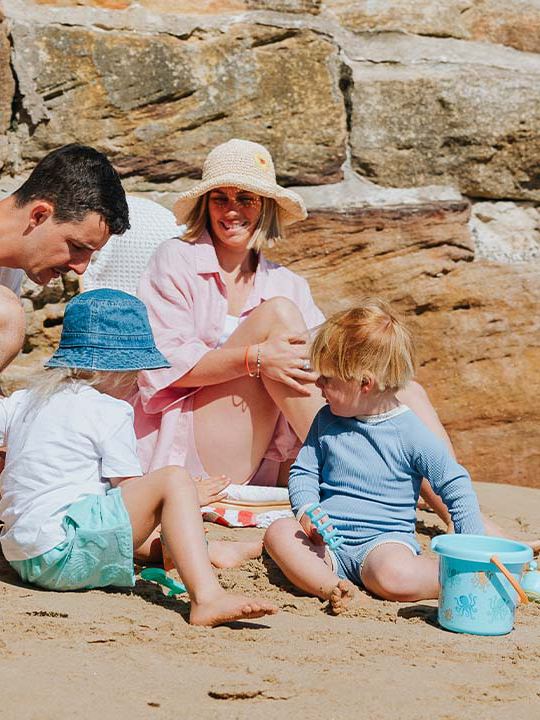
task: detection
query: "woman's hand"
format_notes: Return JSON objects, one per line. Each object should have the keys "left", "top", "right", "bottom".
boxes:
{"left": 258, "top": 334, "right": 319, "bottom": 395}
{"left": 193, "top": 474, "right": 231, "bottom": 506}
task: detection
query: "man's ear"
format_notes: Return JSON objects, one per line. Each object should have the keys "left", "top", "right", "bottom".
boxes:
{"left": 28, "top": 201, "right": 54, "bottom": 228}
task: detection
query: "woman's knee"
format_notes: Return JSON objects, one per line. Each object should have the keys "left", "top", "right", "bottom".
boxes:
{"left": 257, "top": 297, "right": 304, "bottom": 328}
{"left": 0, "top": 288, "right": 25, "bottom": 367}
{"left": 399, "top": 380, "right": 429, "bottom": 407}
{"left": 155, "top": 465, "right": 194, "bottom": 493}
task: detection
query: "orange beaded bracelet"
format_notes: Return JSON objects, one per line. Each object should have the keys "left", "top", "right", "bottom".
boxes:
{"left": 244, "top": 345, "right": 257, "bottom": 378}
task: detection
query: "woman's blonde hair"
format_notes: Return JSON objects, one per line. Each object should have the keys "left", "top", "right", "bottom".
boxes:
{"left": 310, "top": 299, "right": 416, "bottom": 391}
{"left": 28, "top": 367, "right": 139, "bottom": 405}
{"left": 182, "top": 193, "right": 284, "bottom": 251}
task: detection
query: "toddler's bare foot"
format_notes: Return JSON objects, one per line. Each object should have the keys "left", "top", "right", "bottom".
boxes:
{"left": 189, "top": 592, "right": 277, "bottom": 627}
{"left": 329, "top": 580, "right": 358, "bottom": 615}
{"left": 194, "top": 475, "right": 230, "bottom": 507}
{"left": 208, "top": 539, "right": 263, "bottom": 569}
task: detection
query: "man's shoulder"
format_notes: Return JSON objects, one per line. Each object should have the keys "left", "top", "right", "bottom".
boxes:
{"left": 0, "top": 268, "right": 24, "bottom": 296}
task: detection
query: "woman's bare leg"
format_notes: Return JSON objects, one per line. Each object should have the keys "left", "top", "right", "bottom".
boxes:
{"left": 0, "top": 287, "right": 25, "bottom": 372}
{"left": 120, "top": 466, "right": 277, "bottom": 626}
{"left": 193, "top": 298, "right": 323, "bottom": 483}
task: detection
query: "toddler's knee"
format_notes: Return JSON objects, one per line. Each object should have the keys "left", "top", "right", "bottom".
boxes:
{"left": 263, "top": 517, "right": 296, "bottom": 551}
{"left": 371, "top": 561, "right": 419, "bottom": 601}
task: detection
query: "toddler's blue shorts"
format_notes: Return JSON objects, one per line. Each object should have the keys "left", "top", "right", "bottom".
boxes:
{"left": 328, "top": 532, "right": 421, "bottom": 586}
{"left": 10, "top": 488, "right": 135, "bottom": 591}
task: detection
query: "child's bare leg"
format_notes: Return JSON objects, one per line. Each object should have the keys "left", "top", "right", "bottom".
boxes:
{"left": 264, "top": 518, "right": 357, "bottom": 613}
{"left": 361, "top": 543, "right": 439, "bottom": 602}
{"left": 207, "top": 538, "right": 263, "bottom": 568}
{"left": 120, "top": 466, "right": 277, "bottom": 626}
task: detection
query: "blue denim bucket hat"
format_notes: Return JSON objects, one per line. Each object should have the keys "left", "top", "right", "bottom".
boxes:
{"left": 45, "top": 289, "right": 170, "bottom": 371}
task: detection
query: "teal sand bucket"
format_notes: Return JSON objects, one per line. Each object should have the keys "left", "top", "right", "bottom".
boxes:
{"left": 431, "top": 535, "right": 532, "bottom": 636}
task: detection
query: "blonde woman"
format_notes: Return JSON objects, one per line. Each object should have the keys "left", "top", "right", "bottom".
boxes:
{"left": 135, "top": 141, "right": 461, "bottom": 523}
{"left": 136, "top": 139, "right": 325, "bottom": 488}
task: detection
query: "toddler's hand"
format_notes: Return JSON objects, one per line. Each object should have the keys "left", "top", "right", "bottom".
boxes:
{"left": 193, "top": 475, "right": 230, "bottom": 506}
{"left": 299, "top": 512, "right": 328, "bottom": 546}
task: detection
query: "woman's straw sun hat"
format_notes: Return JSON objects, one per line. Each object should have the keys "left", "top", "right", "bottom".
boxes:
{"left": 173, "top": 139, "right": 307, "bottom": 226}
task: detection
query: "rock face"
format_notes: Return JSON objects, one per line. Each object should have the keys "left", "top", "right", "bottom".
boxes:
{"left": 347, "top": 40, "right": 540, "bottom": 200}
{"left": 0, "top": 19, "right": 15, "bottom": 171}
{"left": 324, "top": 0, "right": 540, "bottom": 53}
{"left": 267, "top": 200, "right": 540, "bottom": 487}
{"left": 0, "top": 1, "right": 539, "bottom": 487}
{"left": 9, "top": 21, "right": 346, "bottom": 187}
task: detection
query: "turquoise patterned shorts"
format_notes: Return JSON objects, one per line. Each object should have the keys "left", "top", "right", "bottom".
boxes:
{"left": 10, "top": 488, "right": 135, "bottom": 591}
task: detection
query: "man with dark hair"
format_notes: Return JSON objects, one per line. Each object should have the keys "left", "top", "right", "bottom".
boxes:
{"left": 0, "top": 144, "right": 129, "bottom": 371}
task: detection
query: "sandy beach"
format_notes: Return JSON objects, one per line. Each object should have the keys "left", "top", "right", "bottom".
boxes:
{"left": 1, "top": 481, "right": 539, "bottom": 720}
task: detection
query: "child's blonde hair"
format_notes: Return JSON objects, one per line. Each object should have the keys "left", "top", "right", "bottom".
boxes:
{"left": 29, "top": 367, "right": 139, "bottom": 405}
{"left": 182, "top": 194, "right": 284, "bottom": 251}
{"left": 310, "top": 298, "right": 416, "bottom": 391}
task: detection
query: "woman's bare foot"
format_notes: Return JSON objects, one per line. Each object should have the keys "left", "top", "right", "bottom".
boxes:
{"left": 328, "top": 580, "right": 358, "bottom": 615}
{"left": 208, "top": 539, "right": 263, "bottom": 568}
{"left": 189, "top": 592, "right": 278, "bottom": 627}
{"left": 194, "top": 475, "right": 230, "bottom": 506}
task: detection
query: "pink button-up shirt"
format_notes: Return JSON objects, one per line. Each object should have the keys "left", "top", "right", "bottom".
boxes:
{"left": 135, "top": 232, "right": 325, "bottom": 483}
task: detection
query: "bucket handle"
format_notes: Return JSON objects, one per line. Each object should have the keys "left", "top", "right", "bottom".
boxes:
{"left": 490, "top": 555, "right": 529, "bottom": 605}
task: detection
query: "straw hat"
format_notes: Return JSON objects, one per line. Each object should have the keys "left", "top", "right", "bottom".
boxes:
{"left": 173, "top": 139, "right": 307, "bottom": 226}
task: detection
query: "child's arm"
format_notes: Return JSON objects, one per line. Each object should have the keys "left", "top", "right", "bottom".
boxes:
{"left": 410, "top": 426, "right": 484, "bottom": 534}
{"left": 288, "top": 412, "right": 326, "bottom": 539}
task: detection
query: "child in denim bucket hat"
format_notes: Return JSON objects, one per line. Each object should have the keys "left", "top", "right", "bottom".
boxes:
{"left": 0, "top": 289, "right": 276, "bottom": 626}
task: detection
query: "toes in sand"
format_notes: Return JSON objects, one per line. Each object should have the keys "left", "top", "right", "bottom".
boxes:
{"left": 329, "top": 580, "right": 358, "bottom": 615}
{"left": 189, "top": 593, "right": 277, "bottom": 627}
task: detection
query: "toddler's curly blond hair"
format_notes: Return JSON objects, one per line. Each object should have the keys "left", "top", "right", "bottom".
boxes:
{"left": 310, "top": 298, "right": 416, "bottom": 391}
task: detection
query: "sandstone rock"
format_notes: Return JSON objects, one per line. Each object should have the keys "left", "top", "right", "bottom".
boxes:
{"left": 323, "top": 0, "right": 471, "bottom": 39}
{"left": 462, "top": 0, "right": 540, "bottom": 54}
{"left": 10, "top": 22, "right": 346, "bottom": 188}
{"left": 246, "top": 0, "right": 321, "bottom": 12}
{"left": 405, "top": 261, "right": 540, "bottom": 488}
{"left": 323, "top": 1, "right": 540, "bottom": 53}
{"left": 29, "top": 0, "right": 320, "bottom": 13}
{"left": 266, "top": 202, "right": 540, "bottom": 486}
{"left": 269, "top": 199, "right": 475, "bottom": 314}
{"left": 0, "top": 20, "right": 15, "bottom": 165}
{"left": 30, "top": 0, "right": 247, "bottom": 11}
{"left": 347, "top": 44, "right": 540, "bottom": 201}
{"left": 470, "top": 201, "right": 540, "bottom": 264}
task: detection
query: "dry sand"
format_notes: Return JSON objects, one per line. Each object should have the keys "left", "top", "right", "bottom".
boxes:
{"left": 1, "top": 481, "right": 539, "bottom": 720}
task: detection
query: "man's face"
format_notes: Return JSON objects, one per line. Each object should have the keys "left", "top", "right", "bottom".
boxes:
{"left": 25, "top": 209, "right": 110, "bottom": 285}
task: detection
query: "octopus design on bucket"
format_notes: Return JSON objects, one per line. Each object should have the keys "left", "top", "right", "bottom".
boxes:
{"left": 454, "top": 594, "right": 478, "bottom": 619}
